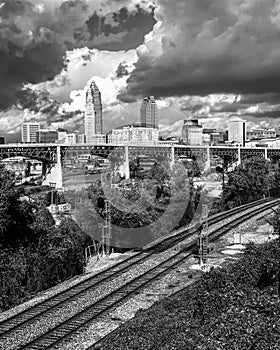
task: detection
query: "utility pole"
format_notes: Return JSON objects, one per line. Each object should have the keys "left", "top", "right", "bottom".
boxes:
{"left": 198, "top": 204, "right": 209, "bottom": 266}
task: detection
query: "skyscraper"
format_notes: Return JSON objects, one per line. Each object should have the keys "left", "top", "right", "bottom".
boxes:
{"left": 228, "top": 117, "right": 246, "bottom": 146}
{"left": 140, "top": 96, "right": 158, "bottom": 128}
{"left": 84, "top": 81, "right": 103, "bottom": 143}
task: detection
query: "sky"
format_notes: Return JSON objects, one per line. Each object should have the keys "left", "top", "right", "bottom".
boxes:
{"left": 1, "top": 0, "right": 280, "bottom": 142}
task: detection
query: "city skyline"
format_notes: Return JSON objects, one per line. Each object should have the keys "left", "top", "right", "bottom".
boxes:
{"left": 1, "top": 1, "right": 280, "bottom": 142}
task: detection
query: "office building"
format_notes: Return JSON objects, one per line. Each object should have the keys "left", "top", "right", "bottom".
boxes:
{"left": 56, "top": 128, "right": 68, "bottom": 143}
{"left": 108, "top": 125, "right": 159, "bottom": 145}
{"left": 140, "top": 96, "right": 158, "bottom": 128}
{"left": 21, "top": 123, "right": 40, "bottom": 143}
{"left": 228, "top": 117, "right": 246, "bottom": 146}
{"left": 66, "top": 133, "right": 77, "bottom": 144}
{"left": 182, "top": 119, "right": 203, "bottom": 145}
{"left": 202, "top": 129, "right": 228, "bottom": 144}
{"left": 84, "top": 81, "right": 103, "bottom": 143}
{"left": 77, "top": 134, "right": 86, "bottom": 144}
{"left": 36, "top": 130, "right": 58, "bottom": 143}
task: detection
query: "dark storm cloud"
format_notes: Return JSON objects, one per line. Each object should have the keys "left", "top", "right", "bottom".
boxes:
{"left": 0, "top": 0, "right": 66, "bottom": 109}
{"left": 243, "top": 110, "right": 280, "bottom": 120}
{"left": 114, "top": 61, "right": 130, "bottom": 78}
{"left": 119, "top": 0, "right": 280, "bottom": 102}
{"left": 16, "top": 86, "right": 83, "bottom": 128}
{"left": 207, "top": 93, "right": 280, "bottom": 114}
{"left": 16, "top": 88, "right": 59, "bottom": 116}
{"left": 85, "top": 5, "right": 156, "bottom": 51}
{"left": 0, "top": 0, "right": 155, "bottom": 110}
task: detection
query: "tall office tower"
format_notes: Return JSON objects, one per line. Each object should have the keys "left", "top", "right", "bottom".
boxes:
{"left": 21, "top": 123, "right": 40, "bottom": 143}
{"left": 84, "top": 81, "right": 103, "bottom": 143}
{"left": 140, "top": 96, "right": 158, "bottom": 128}
{"left": 228, "top": 117, "right": 246, "bottom": 146}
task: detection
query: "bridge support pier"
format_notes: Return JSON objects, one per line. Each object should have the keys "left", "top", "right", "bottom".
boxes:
{"left": 42, "top": 161, "right": 48, "bottom": 177}
{"left": 123, "top": 146, "right": 130, "bottom": 180}
{"left": 42, "top": 146, "right": 63, "bottom": 189}
{"left": 170, "top": 145, "right": 175, "bottom": 169}
{"left": 203, "top": 146, "right": 211, "bottom": 172}
{"left": 237, "top": 147, "right": 241, "bottom": 166}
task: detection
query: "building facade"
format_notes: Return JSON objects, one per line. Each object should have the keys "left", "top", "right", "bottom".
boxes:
{"left": 228, "top": 117, "right": 246, "bottom": 146}
{"left": 56, "top": 128, "right": 68, "bottom": 143}
{"left": 247, "top": 128, "right": 276, "bottom": 140}
{"left": 108, "top": 126, "right": 159, "bottom": 145}
{"left": 36, "top": 130, "right": 58, "bottom": 143}
{"left": 21, "top": 123, "right": 40, "bottom": 143}
{"left": 182, "top": 119, "right": 203, "bottom": 145}
{"left": 76, "top": 134, "right": 86, "bottom": 144}
{"left": 140, "top": 96, "right": 158, "bottom": 128}
{"left": 65, "top": 133, "right": 77, "bottom": 144}
{"left": 84, "top": 81, "right": 103, "bottom": 143}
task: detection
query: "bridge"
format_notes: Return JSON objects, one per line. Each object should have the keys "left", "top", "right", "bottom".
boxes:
{"left": 1, "top": 143, "right": 280, "bottom": 188}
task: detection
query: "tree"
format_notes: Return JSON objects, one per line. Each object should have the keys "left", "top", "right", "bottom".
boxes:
{"left": 221, "top": 157, "right": 270, "bottom": 209}
{"left": 0, "top": 164, "right": 92, "bottom": 311}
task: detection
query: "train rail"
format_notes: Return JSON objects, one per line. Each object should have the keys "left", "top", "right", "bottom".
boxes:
{"left": 0, "top": 198, "right": 278, "bottom": 350}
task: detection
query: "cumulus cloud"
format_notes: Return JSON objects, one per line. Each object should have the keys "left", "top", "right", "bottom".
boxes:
{"left": 0, "top": 0, "right": 155, "bottom": 110}
{"left": 119, "top": 0, "right": 280, "bottom": 101}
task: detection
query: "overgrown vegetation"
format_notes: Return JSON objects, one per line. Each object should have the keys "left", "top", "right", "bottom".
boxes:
{"left": 66, "top": 162, "right": 204, "bottom": 250}
{"left": 98, "top": 239, "right": 280, "bottom": 350}
{"left": 0, "top": 164, "right": 91, "bottom": 311}
{"left": 221, "top": 157, "right": 280, "bottom": 210}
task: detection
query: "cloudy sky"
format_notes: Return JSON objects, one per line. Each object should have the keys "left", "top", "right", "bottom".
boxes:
{"left": 1, "top": 0, "right": 280, "bottom": 141}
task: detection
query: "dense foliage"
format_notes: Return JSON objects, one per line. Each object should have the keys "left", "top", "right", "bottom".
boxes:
{"left": 66, "top": 162, "right": 204, "bottom": 250}
{"left": 221, "top": 157, "right": 280, "bottom": 210}
{"left": 0, "top": 164, "right": 91, "bottom": 311}
{"left": 98, "top": 240, "right": 280, "bottom": 350}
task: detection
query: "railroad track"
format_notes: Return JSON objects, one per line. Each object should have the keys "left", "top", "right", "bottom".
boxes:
{"left": 0, "top": 198, "right": 277, "bottom": 350}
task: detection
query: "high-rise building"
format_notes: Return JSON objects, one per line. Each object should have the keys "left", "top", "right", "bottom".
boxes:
{"left": 84, "top": 81, "right": 103, "bottom": 143}
{"left": 182, "top": 119, "right": 203, "bottom": 145}
{"left": 21, "top": 123, "right": 40, "bottom": 143}
{"left": 228, "top": 117, "right": 246, "bottom": 146}
{"left": 140, "top": 96, "right": 158, "bottom": 128}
